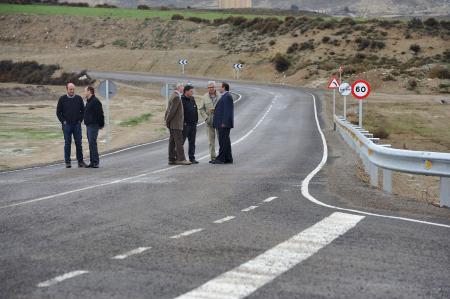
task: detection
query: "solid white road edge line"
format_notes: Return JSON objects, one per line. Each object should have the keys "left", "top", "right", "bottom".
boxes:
{"left": 262, "top": 196, "right": 278, "bottom": 203}
{"left": 213, "top": 216, "right": 236, "bottom": 224}
{"left": 111, "top": 247, "right": 151, "bottom": 260}
{"left": 302, "top": 92, "right": 450, "bottom": 229}
{"left": 241, "top": 206, "right": 258, "bottom": 212}
{"left": 173, "top": 212, "right": 364, "bottom": 299}
{"left": 37, "top": 270, "right": 89, "bottom": 288}
{"left": 170, "top": 228, "right": 204, "bottom": 239}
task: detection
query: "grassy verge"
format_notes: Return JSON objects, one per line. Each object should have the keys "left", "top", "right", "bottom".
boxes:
{"left": 119, "top": 113, "right": 152, "bottom": 127}
{"left": 0, "top": 127, "right": 61, "bottom": 140}
{"left": 0, "top": 4, "right": 263, "bottom": 20}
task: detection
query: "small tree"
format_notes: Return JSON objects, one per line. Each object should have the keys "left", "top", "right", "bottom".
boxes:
{"left": 409, "top": 44, "right": 421, "bottom": 55}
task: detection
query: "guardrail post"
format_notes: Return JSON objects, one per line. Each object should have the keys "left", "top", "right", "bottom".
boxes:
{"left": 369, "top": 162, "right": 378, "bottom": 188}
{"left": 382, "top": 169, "right": 392, "bottom": 193}
{"left": 440, "top": 177, "right": 450, "bottom": 207}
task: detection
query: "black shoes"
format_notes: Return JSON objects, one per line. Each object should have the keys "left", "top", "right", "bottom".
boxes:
{"left": 88, "top": 164, "right": 99, "bottom": 168}
{"left": 78, "top": 161, "right": 88, "bottom": 168}
{"left": 211, "top": 159, "right": 233, "bottom": 164}
{"left": 190, "top": 160, "right": 199, "bottom": 164}
{"left": 65, "top": 162, "right": 71, "bottom": 168}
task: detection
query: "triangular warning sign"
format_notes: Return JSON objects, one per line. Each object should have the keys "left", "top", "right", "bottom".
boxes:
{"left": 327, "top": 76, "right": 340, "bottom": 89}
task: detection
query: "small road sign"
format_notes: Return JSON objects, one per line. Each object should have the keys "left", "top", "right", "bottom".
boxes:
{"left": 339, "top": 83, "right": 351, "bottom": 96}
{"left": 327, "top": 76, "right": 340, "bottom": 89}
{"left": 351, "top": 80, "right": 371, "bottom": 100}
{"left": 98, "top": 80, "right": 117, "bottom": 99}
{"left": 233, "top": 63, "right": 244, "bottom": 70}
{"left": 338, "top": 65, "right": 344, "bottom": 73}
{"left": 178, "top": 59, "right": 188, "bottom": 65}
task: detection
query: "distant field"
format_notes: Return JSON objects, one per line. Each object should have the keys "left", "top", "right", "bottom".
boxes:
{"left": 0, "top": 4, "right": 265, "bottom": 20}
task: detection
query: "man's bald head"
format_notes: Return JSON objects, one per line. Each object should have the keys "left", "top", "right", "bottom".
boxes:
{"left": 66, "top": 83, "right": 75, "bottom": 97}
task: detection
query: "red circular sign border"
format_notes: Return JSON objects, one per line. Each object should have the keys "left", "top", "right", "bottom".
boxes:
{"left": 351, "top": 79, "right": 371, "bottom": 100}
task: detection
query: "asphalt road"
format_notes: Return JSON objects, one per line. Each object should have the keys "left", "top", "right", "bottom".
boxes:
{"left": 0, "top": 72, "right": 449, "bottom": 299}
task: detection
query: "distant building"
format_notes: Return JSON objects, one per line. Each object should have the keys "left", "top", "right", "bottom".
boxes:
{"left": 218, "top": 0, "right": 252, "bottom": 9}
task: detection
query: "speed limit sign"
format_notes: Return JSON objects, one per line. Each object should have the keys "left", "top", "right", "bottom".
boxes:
{"left": 351, "top": 80, "right": 371, "bottom": 100}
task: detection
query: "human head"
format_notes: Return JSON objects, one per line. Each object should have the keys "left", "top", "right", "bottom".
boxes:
{"left": 85, "top": 86, "right": 94, "bottom": 99}
{"left": 220, "top": 82, "right": 230, "bottom": 93}
{"left": 207, "top": 81, "right": 216, "bottom": 95}
{"left": 66, "top": 83, "right": 75, "bottom": 97}
{"left": 184, "top": 85, "right": 194, "bottom": 97}
{"left": 176, "top": 82, "right": 184, "bottom": 93}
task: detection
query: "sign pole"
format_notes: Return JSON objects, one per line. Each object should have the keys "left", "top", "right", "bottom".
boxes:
{"left": 182, "top": 64, "right": 185, "bottom": 75}
{"left": 105, "top": 80, "right": 111, "bottom": 150}
{"left": 237, "top": 69, "right": 240, "bottom": 80}
{"left": 359, "top": 100, "right": 363, "bottom": 127}
{"left": 344, "top": 95, "right": 347, "bottom": 119}
{"left": 333, "top": 88, "right": 336, "bottom": 131}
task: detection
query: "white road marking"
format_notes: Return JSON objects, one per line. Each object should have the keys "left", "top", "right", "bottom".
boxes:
{"left": 170, "top": 228, "right": 204, "bottom": 239}
{"left": 213, "top": 216, "right": 236, "bottom": 224}
{"left": 37, "top": 270, "right": 89, "bottom": 288}
{"left": 241, "top": 206, "right": 258, "bottom": 212}
{"left": 174, "top": 212, "right": 364, "bottom": 299}
{"left": 302, "top": 92, "right": 450, "bottom": 229}
{"left": 111, "top": 247, "right": 151, "bottom": 260}
{"left": 262, "top": 196, "right": 278, "bottom": 203}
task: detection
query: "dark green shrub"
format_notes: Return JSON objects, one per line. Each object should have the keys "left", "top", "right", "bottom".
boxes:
{"left": 272, "top": 53, "right": 290, "bottom": 72}
{"left": 137, "top": 4, "right": 150, "bottom": 10}
{"left": 373, "top": 128, "right": 390, "bottom": 139}
{"left": 407, "top": 79, "right": 417, "bottom": 90}
{"left": 408, "top": 18, "right": 423, "bottom": 29}
{"left": 171, "top": 14, "right": 184, "bottom": 20}
{"left": 269, "top": 40, "right": 276, "bottom": 46}
{"left": 429, "top": 66, "right": 450, "bottom": 79}
{"left": 322, "top": 36, "right": 330, "bottom": 43}
{"left": 424, "top": 18, "right": 440, "bottom": 29}
{"left": 286, "top": 43, "right": 299, "bottom": 54}
{"left": 409, "top": 44, "right": 421, "bottom": 54}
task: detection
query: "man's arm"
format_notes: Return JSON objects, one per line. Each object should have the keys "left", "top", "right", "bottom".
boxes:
{"left": 165, "top": 96, "right": 180, "bottom": 126}
{"left": 97, "top": 100, "right": 105, "bottom": 129}
{"left": 79, "top": 97, "right": 85, "bottom": 123}
{"left": 56, "top": 97, "right": 65, "bottom": 124}
{"left": 222, "top": 94, "right": 234, "bottom": 128}
{"left": 198, "top": 94, "right": 209, "bottom": 121}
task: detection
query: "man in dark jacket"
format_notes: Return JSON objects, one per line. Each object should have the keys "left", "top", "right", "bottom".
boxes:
{"left": 84, "top": 86, "right": 104, "bottom": 168}
{"left": 181, "top": 85, "right": 199, "bottom": 164}
{"left": 56, "top": 83, "right": 87, "bottom": 168}
{"left": 212, "top": 82, "right": 234, "bottom": 164}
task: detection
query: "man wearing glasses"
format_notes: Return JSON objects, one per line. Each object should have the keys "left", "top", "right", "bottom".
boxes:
{"left": 199, "top": 81, "right": 220, "bottom": 163}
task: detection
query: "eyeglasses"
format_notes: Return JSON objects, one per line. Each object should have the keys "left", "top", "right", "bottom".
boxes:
{"left": 207, "top": 86, "right": 215, "bottom": 89}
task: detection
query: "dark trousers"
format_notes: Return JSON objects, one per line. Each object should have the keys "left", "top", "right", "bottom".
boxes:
{"left": 216, "top": 127, "right": 233, "bottom": 163}
{"left": 183, "top": 124, "right": 197, "bottom": 161}
{"left": 87, "top": 124, "right": 100, "bottom": 166}
{"left": 62, "top": 122, "right": 83, "bottom": 163}
{"left": 168, "top": 129, "right": 186, "bottom": 162}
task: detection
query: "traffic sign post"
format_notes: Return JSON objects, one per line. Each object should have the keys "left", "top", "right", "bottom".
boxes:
{"left": 233, "top": 63, "right": 244, "bottom": 80}
{"left": 338, "top": 82, "right": 351, "bottom": 119}
{"left": 351, "top": 80, "right": 371, "bottom": 127}
{"left": 327, "top": 76, "right": 340, "bottom": 130}
{"left": 179, "top": 59, "right": 188, "bottom": 75}
{"left": 98, "top": 80, "right": 118, "bottom": 149}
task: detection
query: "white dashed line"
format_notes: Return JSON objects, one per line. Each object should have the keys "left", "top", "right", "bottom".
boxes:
{"left": 173, "top": 212, "right": 364, "bottom": 299}
{"left": 37, "top": 270, "right": 89, "bottom": 288}
{"left": 112, "top": 247, "right": 151, "bottom": 260}
{"left": 213, "top": 216, "right": 236, "bottom": 224}
{"left": 241, "top": 206, "right": 258, "bottom": 212}
{"left": 170, "top": 228, "right": 204, "bottom": 239}
{"left": 263, "top": 196, "right": 278, "bottom": 203}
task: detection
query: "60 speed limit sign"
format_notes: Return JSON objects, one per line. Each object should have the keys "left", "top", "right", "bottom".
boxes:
{"left": 351, "top": 80, "right": 371, "bottom": 100}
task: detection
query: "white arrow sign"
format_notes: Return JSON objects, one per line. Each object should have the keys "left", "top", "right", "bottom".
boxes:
{"left": 233, "top": 63, "right": 244, "bottom": 70}
{"left": 179, "top": 59, "right": 188, "bottom": 65}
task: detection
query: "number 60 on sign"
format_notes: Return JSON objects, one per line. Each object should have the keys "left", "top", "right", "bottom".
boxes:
{"left": 351, "top": 80, "right": 371, "bottom": 100}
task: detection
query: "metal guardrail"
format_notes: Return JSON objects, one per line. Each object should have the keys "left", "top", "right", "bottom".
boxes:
{"left": 335, "top": 115, "right": 450, "bottom": 207}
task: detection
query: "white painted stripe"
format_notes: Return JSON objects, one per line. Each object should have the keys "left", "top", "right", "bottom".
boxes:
{"left": 111, "top": 247, "right": 151, "bottom": 260}
{"left": 241, "top": 206, "right": 258, "bottom": 212}
{"left": 37, "top": 270, "right": 89, "bottom": 288}
{"left": 170, "top": 228, "right": 204, "bottom": 239}
{"left": 302, "top": 92, "right": 450, "bottom": 229}
{"left": 174, "top": 212, "right": 364, "bottom": 299}
{"left": 263, "top": 196, "right": 278, "bottom": 203}
{"left": 213, "top": 216, "right": 236, "bottom": 224}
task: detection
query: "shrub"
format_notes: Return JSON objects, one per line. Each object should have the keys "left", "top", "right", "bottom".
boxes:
{"left": 137, "top": 4, "right": 150, "bottom": 10}
{"left": 355, "top": 37, "right": 370, "bottom": 51}
{"left": 187, "top": 16, "right": 203, "bottom": 23}
{"left": 429, "top": 66, "right": 450, "bottom": 79}
{"left": 424, "top": 18, "right": 440, "bottom": 29}
{"left": 112, "top": 39, "right": 127, "bottom": 47}
{"left": 340, "top": 17, "right": 356, "bottom": 26}
{"left": 286, "top": 43, "right": 299, "bottom": 54}
{"left": 409, "top": 44, "right": 421, "bottom": 54}
{"left": 299, "top": 41, "right": 314, "bottom": 51}
{"left": 440, "top": 20, "right": 450, "bottom": 30}
{"left": 407, "top": 79, "right": 417, "bottom": 90}
{"left": 171, "top": 14, "right": 184, "bottom": 20}
{"left": 443, "top": 50, "right": 450, "bottom": 63}
{"left": 268, "top": 40, "right": 276, "bottom": 46}
{"left": 322, "top": 36, "right": 330, "bottom": 43}
{"left": 382, "top": 74, "right": 396, "bottom": 81}
{"left": 373, "top": 128, "right": 390, "bottom": 139}
{"left": 95, "top": 4, "right": 117, "bottom": 8}
{"left": 407, "top": 18, "right": 423, "bottom": 29}
{"left": 272, "top": 53, "right": 290, "bottom": 72}
{"left": 371, "top": 40, "right": 385, "bottom": 50}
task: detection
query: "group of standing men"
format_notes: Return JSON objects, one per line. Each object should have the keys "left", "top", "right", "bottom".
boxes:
{"left": 164, "top": 81, "right": 234, "bottom": 165}
{"left": 56, "top": 83, "right": 105, "bottom": 168}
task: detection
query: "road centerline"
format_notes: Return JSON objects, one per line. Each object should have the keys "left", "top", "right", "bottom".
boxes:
{"left": 37, "top": 270, "right": 89, "bottom": 288}
{"left": 170, "top": 228, "right": 204, "bottom": 239}
{"left": 241, "top": 206, "right": 258, "bottom": 212}
{"left": 112, "top": 247, "right": 151, "bottom": 260}
{"left": 213, "top": 216, "right": 236, "bottom": 224}
{"left": 173, "top": 212, "right": 364, "bottom": 299}
{"left": 263, "top": 196, "right": 278, "bottom": 203}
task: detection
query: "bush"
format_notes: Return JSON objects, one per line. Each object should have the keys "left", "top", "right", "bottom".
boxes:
{"left": 286, "top": 43, "right": 299, "bottom": 54}
{"left": 371, "top": 40, "right": 385, "bottom": 50}
{"left": 409, "top": 44, "right": 421, "bottom": 54}
{"left": 429, "top": 66, "right": 450, "bottom": 79}
{"left": 171, "top": 14, "right": 184, "bottom": 20}
{"left": 355, "top": 37, "right": 370, "bottom": 51}
{"left": 299, "top": 40, "right": 314, "bottom": 51}
{"left": 272, "top": 53, "right": 290, "bottom": 72}
{"left": 137, "top": 5, "right": 150, "bottom": 10}
{"left": 443, "top": 50, "right": 450, "bottom": 63}
{"left": 95, "top": 4, "right": 117, "bottom": 8}
{"left": 322, "top": 36, "right": 330, "bottom": 43}
{"left": 113, "top": 39, "right": 127, "bottom": 47}
{"left": 407, "top": 79, "right": 417, "bottom": 90}
{"left": 408, "top": 18, "right": 423, "bottom": 29}
{"left": 187, "top": 16, "right": 204, "bottom": 23}
{"left": 424, "top": 18, "right": 440, "bottom": 29}
{"left": 268, "top": 40, "right": 276, "bottom": 46}
{"left": 373, "top": 128, "right": 390, "bottom": 139}
{"left": 440, "top": 20, "right": 450, "bottom": 30}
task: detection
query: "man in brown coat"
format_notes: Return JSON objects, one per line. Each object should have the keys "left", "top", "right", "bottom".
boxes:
{"left": 165, "top": 83, "right": 191, "bottom": 165}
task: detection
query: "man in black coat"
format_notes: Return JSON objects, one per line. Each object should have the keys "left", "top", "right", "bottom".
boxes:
{"left": 181, "top": 85, "right": 199, "bottom": 164}
{"left": 83, "top": 86, "right": 105, "bottom": 168}
{"left": 56, "top": 83, "right": 87, "bottom": 168}
{"left": 212, "top": 82, "right": 234, "bottom": 164}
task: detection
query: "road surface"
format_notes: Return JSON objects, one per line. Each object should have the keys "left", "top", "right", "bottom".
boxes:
{"left": 1, "top": 72, "right": 449, "bottom": 299}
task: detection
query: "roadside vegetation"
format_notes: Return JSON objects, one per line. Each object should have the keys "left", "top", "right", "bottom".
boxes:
{"left": 119, "top": 113, "right": 152, "bottom": 127}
